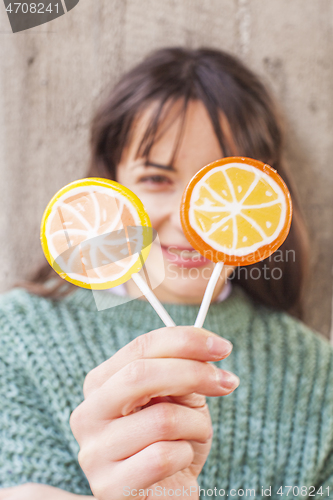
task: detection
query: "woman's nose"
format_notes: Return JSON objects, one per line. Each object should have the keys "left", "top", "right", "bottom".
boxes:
{"left": 168, "top": 190, "right": 184, "bottom": 232}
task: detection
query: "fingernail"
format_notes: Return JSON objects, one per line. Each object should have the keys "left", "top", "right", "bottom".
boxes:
{"left": 206, "top": 336, "right": 233, "bottom": 358}
{"left": 218, "top": 369, "right": 240, "bottom": 389}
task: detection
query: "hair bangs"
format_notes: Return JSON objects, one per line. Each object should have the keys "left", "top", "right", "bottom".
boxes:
{"left": 134, "top": 93, "right": 192, "bottom": 168}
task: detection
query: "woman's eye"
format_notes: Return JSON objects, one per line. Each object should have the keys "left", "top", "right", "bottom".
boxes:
{"left": 139, "top": 175, "right": 172, "bottom": 186}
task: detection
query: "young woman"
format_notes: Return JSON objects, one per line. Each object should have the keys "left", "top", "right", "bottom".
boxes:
{"left": 0, "top": 48, "right": 332, "bottom": 500}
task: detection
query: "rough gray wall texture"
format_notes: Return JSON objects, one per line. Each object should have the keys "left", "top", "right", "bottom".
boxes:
{"left": 0, "top": 0, "right": 332, "bottom": 339}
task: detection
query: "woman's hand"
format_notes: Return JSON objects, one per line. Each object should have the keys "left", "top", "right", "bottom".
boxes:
{"left": 0, "top": 483, "right": 93, "bottom": 499}
{"left": 70, "top": 326, "right": 239, "bottom": 500}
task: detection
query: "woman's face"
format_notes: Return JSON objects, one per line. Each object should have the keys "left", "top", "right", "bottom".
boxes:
{"left": 117, "top": 100, "right": 235, "bottom": 304}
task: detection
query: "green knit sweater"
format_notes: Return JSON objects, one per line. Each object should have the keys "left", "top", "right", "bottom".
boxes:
{"left": 0, "top": 285, "right": 333, "bottom": 499}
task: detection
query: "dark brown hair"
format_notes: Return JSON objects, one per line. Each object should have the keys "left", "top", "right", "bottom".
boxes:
{"left": 21, "top": 47, "right": 309, "bottom": 318}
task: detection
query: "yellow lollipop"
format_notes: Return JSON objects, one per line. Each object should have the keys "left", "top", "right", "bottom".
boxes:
{"left": 41, "top": 178, "right": 175, "bottom": 326}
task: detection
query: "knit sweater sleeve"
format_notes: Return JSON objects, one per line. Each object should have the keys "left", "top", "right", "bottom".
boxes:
{"left": 310, "top": 344, "right": 333, "bottom": 500}
{"left": 0, "top": 293, "right": 92, "bottom": 494}
{"left": 261, "top": 309, "right": 333, "bottom": 500}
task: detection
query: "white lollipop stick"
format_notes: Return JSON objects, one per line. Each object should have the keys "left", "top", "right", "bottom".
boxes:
{"left": 123, "top": 225, "right": 176, "bottom": 328}
{"left": 194, "top": 261, "right": 224, "bottom": 328}
{"left": 131, "top": 272, "right": 176, "bottom": 327}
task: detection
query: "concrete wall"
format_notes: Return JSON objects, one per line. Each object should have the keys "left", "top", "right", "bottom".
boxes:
{"left": 0, "top": 0, "right": 332, "bottom": 339}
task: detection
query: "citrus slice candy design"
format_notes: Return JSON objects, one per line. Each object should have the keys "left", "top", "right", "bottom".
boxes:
{"left": 40, "top": 178, "right": 152, "bottom": 289}
{"left": 180, "top": 157, "right": 292, "bottom": 265}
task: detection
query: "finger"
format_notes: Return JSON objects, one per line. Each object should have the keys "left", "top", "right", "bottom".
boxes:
{"left": 141, "top": 392, "right": 208, "bottom": 410}
{"left": 78, "top": 357, "right": 240, "bottom": 425}
{"left": 83, "top": 401, "right": 212, "bottom": 461}
{"left": 170, "top": 393, "right": 207, "bottom": 408}
{"left": 83, "top": 326, "right": 233, "bottom": 397}
{"left": 86, "top": 440, "right": 194, "bottom": 500}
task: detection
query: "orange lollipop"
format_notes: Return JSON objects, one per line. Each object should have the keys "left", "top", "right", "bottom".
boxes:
{"left": 180, "top": 157, "right": 292, "bottom": 326}
{"left": 181, "top": 156, "right": 292, "bottom": 265}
